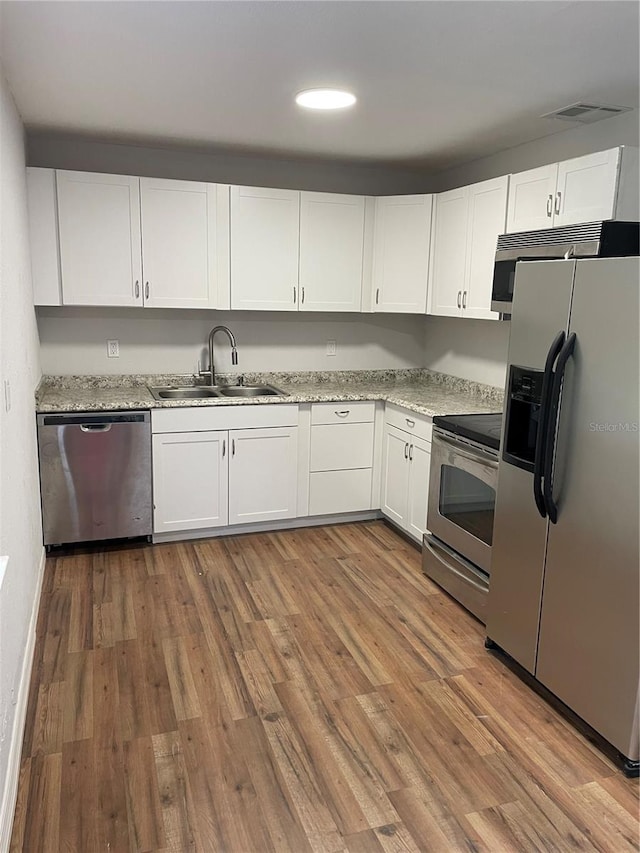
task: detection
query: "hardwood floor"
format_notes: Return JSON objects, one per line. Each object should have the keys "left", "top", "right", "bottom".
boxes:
{"left": 10, "top": 521, "right": 639, "bottom": 852}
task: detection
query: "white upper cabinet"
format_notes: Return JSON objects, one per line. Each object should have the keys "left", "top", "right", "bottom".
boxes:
{"left": 506, "top": 164, "right": 558, "bottom": 233}
{"left": 463, "top": 176, "right": 509, "bottom": 320}
{"left": 371, "top": 195, "right": 433, "bottom": 313}
{"left": 553, "top": 148, "right": 620, "bottom": 227}
{"left": 506, "top": 147, "right": 637, "bottom": 232}
{"left": 429, "top": 187, "right": 469, "bottom": 317}
{"left": 429, "top": 176, "right": 507, "bottom": 320}
{"left": 56, "top": 171, "right": 143, "bottom": 306}
{"left": 26, "top": 167, "right": 62, "bottom": 306}
{"left": 140, "top": 178, "right": 229, "bottom": 309}
{"left": 230, "top": 186, "right": 300, "bottom": 311}
{"left": 299, "top": 192, "right": 364, "bottom": 312}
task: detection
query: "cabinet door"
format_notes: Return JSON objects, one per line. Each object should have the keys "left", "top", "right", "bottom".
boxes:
{"left": 463, "top": 176, "right": 509, "bottom": 320}
{"left": 26, "top": 167, "right": 62, "bottom": 306}
{"left": 381, "top": 425, "right": 410, "bottom": 528}
{"left": 230, "top": 186, "right": 299, "bottom": 311}
{"left": 140, "top": 179, "right": 228, "bottom": 309}
{"left": 299, "top": 192, "right": 364, "bottom": 312}
{"left": 56, "top": 170, "right": 143, "bottom": 306}
{"left": 429, "top": 187, "right": 468, "bottom": 317}
{"left": 229, "top": 427, "right": 298, "bottom": 524}
{"left": 372, "top": 195, "right": 432, "bottom": 313}
{"left": 152, "top": 431, "right": 228, "bottom": 533}
{"left": 554, "top": 148, "right": 620, "bottom": 227}
{"left": 406, "top": 436, "right": 431, "bottom": 542}
{"left": 506, "top": 164, "right": 558, "bottom": 233}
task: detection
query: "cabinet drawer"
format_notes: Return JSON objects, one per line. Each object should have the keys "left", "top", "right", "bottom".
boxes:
{"left": 152, "top": 404, "right": 298, "bottom": 433}
{"left": 310, "top": 422, "right": 374, "bottom": 471}
{"left": 309, "top": 469, "right": 372, "bottom": 515}
{"left": 385, "top": 404, "right": 432, "bottom": 442}
{"left": 311, "top": 401, "right": 375, "bottom": 425}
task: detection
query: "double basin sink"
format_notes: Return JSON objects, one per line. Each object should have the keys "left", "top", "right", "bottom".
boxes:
{"left": 148, "top": 384, "right": 287, "bottom": 401}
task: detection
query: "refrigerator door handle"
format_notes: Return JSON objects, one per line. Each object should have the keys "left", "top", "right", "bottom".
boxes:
{"left": 533, "top": 331, "right": 566, "bottom": 518}
{"left": 543, "top": 333, "right": 577, "bottom": 524}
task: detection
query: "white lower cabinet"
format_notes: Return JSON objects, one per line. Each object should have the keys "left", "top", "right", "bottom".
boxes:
{"left": 228, "top": 427, "right": 298, "bottom": 525}
{"left": 151, "top": 407, "right": 298, "bottom": 534}
{"left": 152, "top": 431, "right": 228, "bottom": 533}
{"left": 381, "top": 408, "right": 432, "bottom": 542}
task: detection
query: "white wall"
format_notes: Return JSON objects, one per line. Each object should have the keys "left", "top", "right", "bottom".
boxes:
{"left": 423, "top": 316, "right": 511, "bottom": 389}
{"left": 0, "top": 70, "right": 44, "bottom": 841}
{"left": 432, "top": 109, "right": 639, "bottom": 191}
{"left": 36, "top": 308, "right": 426, "bottom": 375}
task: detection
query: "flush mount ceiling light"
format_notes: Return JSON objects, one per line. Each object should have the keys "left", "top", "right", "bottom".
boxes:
{"left": 295, "top": 88, "right": 356, "bottom": 110}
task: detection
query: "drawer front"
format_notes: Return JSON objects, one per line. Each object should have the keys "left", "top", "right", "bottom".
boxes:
{"left": 152, "top": 403, "right": 298, "bottom": 434}
{"left": 384, "top": 404, "right": 432, "bottom": 442}
{"left": 310, "top": 422, "right": 374, "bottom": 472}
{"left": 309, "top": 469, "right": 373, "bottom": 515}
{"left": 311, "top": 401, "right": 375, "bottom": 425}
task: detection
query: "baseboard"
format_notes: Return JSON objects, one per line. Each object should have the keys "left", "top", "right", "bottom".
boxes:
{"left": 153, "top": 510, "right": 382, "bottom": 543}
{"left": 0, "top": 547, "right": 46, "bottom": 853}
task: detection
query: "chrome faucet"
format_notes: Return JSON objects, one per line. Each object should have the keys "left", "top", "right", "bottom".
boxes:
{"left": 199, "top": 326, "right": 238, "bottom": 386}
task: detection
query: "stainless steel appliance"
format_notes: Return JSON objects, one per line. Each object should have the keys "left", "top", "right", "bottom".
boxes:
{"left": 423, "top": 413, "right": 502, "bottom": 622}
{"left": 487, "top": 256, "right": 639, "bottom": 776}
{"left": 491, "top": 220, "right": 639, "bottom": 314}
{"left": 37, "top": 411, "right": 152, "bottom": 546}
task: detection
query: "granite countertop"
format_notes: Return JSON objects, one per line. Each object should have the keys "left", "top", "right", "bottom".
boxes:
{"left": 35, "top": 369, "right": 504, "bottom": 418}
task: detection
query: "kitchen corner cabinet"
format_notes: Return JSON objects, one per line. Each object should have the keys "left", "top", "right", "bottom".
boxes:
{"left": 506, "top": 146, "right": 639, "bottom": 233}
{"left": 429, "top": 176, "right": 508, "bottom": 320}
{"left": 381, "top": 407, "right": 432, "bottom": 542}
{"left": 150, "top": 407, "right": 298, "bottom": 535}
{"left": 371, "top": 194, "right": 433, "bottom": 313}
{"left": 34, "top": 168, "right": 229, "bottom": 308}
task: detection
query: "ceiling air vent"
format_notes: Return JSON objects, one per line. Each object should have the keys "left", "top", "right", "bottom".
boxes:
{"left": 542, "top": 102, "right": 633, "bottom": 124}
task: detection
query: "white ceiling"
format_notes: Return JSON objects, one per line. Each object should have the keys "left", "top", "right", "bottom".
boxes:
{"left": 1, "top": 1, "right": 638, "bottom": 171}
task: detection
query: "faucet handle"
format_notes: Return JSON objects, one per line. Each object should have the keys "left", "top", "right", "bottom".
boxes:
{"left": 237, "top": 374, "right": 245, "bottom": 387}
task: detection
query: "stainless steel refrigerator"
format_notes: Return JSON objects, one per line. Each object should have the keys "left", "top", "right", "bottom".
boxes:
{"left": 487, "top": 256, "right": 639, "bottom": 775}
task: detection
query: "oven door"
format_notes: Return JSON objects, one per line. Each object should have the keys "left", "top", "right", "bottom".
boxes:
{"left": 427, "top": 429, "right": 499, "bottom": 573}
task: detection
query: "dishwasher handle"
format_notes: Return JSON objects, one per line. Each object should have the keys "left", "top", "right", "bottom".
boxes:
{"left": 80, "top": 423, "right": 112, "bottom": 432}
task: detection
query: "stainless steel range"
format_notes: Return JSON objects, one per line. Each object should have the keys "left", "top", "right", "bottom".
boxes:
{"left": 423, "top": 412, "right": 502, "bottom": 622}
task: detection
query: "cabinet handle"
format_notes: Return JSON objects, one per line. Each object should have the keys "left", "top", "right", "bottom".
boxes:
{"left": 134, "top": 280, "right": 140, "bottom": 299}
{"left": 301, "top": 286, "right": 305, "bottom": 304}
{"left": 462, "top": 290, "right": 467, "bottom": 310}
{"left": 222, "top": 439, "right": 226, "bottom": 458}
{"left": 375, "top": 288, "right": 380, "bottom": 305}
{"left": 232, "top": 438, "right": 236, "bottom": 457}
{"left": 409, "top": 444, "right": 414, "bottom": 461}
{"left": 546, "top": 194, "right": 553, "bottom": 217}
{"left": 554, "top": 191, "right": 562, "bottom": 216}
{"left": 145, "top": 281, "right": 150, "bottom": 300}
{"left": 457, "top": 291, "right": 461, "bottom": 309}
{"left": 335, "top": 410, "right": 350, "bottom": 418}
{"left": 405, "top": 418, "right": 415, "bottom": 428}
{"left": 293, "top": 286, "right": 297, "bottom": 304}
{"left": 404, "top": 442, "right": 409, "bottom": 460}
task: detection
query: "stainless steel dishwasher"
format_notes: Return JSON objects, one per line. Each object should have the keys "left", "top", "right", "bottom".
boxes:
{"left": 37, "top": 411, "right": 152, "bottom": 547}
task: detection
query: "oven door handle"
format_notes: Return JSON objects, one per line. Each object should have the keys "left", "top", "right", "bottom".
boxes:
{"left": 434, "top": 433, "right": 499, "bottom": 470}
{"left": 423, "top": 535, "right": 489, "bottom": 593}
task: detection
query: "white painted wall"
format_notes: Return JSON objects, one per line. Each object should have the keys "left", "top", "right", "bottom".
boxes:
{"left": 0, "top": 70, "right": 44, "bottom": 843}
{"left": 36, "top": 308, "right": 426, "bottom": 375}
{"left": 423, "top": 316, "right": 511, "bottom": 389}
{"left": 431, "top": 109, "right": 639, "bottom": 191}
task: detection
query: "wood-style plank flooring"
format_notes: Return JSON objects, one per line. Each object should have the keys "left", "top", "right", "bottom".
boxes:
{"left": 10, "top": 521, "right": 639, "bottom": 852}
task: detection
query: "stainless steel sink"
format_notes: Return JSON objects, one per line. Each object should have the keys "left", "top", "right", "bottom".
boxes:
{"left": 219, "top": 385, "right": 287, "bottom": 397}
{"left": 148, "top": 386, "right": 223, "bottom": 400}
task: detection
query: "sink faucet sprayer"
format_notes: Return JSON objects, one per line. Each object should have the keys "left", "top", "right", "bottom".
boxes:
{"left": 199, "top": 326, "right": 238, "bottom": 387}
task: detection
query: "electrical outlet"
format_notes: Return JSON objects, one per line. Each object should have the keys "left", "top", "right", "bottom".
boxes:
{"left": 326, "top": 340, "right": 337, "bottom": 357}
{"left": 107, "top": 339, "right": 120, "bottom": 358}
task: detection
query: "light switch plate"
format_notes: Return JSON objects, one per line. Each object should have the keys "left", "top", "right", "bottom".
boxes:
{"left": 326, "top": 340, "right": 337, "bottom": 357}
